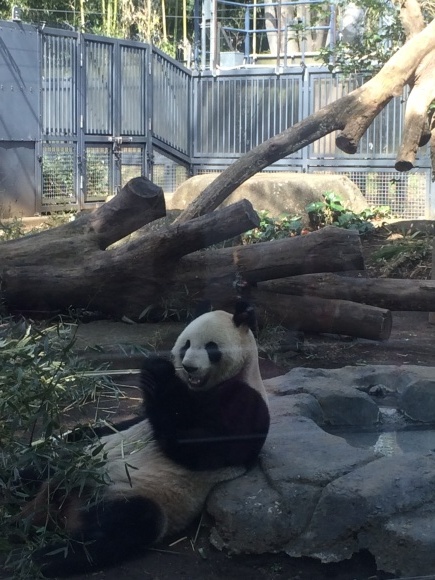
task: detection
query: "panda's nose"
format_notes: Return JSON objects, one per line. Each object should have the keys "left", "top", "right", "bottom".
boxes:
{"left": 182, "top": 363, "right": 198, "bottom": 374}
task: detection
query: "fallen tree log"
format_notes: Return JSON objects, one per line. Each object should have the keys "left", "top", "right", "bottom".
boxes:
{"left": 0, "top": 178, "right": 260, "bottom": 317}
{"left": 3, "top": 176, "right": 167, "bottom": 265}
{"left": 259, "top": 273, "right": 435, "bottom": 312}
{"left": 1, "top": 191, "right": 363, "bottom": 320}
{"left": 174, "top": 227, "right": 364, "bottom": 291}
{"left": 252, "top": 290, "right": 392, "bottom": 341}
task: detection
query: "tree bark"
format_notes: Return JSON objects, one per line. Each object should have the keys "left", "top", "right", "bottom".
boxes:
{"left": 394, "top": 0, "right": 425, "bottom": 39}
{"left": 260, "top": 273, "right": 435, "bottom": 312}
{"left": 0, "top": 184, "right": 260, "bottom": 318}
{"left": 175, "top": 18, "right": 435, "bottom": 223}
{"left": 395, "top": 56, "right": 435, "bottom": 171}
{"left": 2, "top": 221, "right": 362, "bottom": 319}
{"left": 172, "top": 227, "right": 364, "bottom": 297}
{"left": 252, "top": 290, "right": 392, "bottom": 341}
{"left": 1, "top": 176, "right": 167, "bottom": 267}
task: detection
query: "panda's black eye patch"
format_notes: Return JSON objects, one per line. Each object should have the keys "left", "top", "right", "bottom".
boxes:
{"left": 205, "top": 341, "right": 222, "bottom": 363}
{"left": 180, "top": 340, "right": 190, "bottom": 360}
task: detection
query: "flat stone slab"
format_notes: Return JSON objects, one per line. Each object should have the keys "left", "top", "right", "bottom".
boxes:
{"left": 207, "top": 365, "right": 435, "bottom": 577}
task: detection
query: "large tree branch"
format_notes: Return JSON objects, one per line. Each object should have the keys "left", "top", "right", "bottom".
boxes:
{"left": 395, "top": 56, "right": 435, "bottom": 171}
{"left": 394, "top": 0, "right": 425, "bottom": 39}
{"left": 176, "top": 18, "right": 435, "bottom": 223}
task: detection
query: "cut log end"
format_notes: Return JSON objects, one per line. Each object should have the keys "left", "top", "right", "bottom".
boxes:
{"left": 123, "top": 176, "right": 164, "bottom": 199}
{"left": 379, "top": 310, "right": 393, "bottom": 341}
{"left": 335, "top": 133, "right": 358, "bottom": 155}
{"left": 395, "top": 159, "right": 415, "bottom": 172}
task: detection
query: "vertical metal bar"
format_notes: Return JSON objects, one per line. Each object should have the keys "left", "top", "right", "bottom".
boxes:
{"left": 60, "top": 36, "right": 64, "bottom": 135}
{"left": 244, "top": 7, "right": 250, "bottom": 62}
{"left": 210, "top": 0, "right": 218, "bottom": 71}
{"left": 77, "top": 32, "right": 84, "bottom": 208}
{"left": 47, "top": 36, "right": 52, "bottom": 135}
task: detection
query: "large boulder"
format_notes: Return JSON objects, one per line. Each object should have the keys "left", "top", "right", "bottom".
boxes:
{"left": 208, "top": 365, "right": 435, "bottom": 578}
{"left": 168, "top": 173, "right": 368, "bottom": 218}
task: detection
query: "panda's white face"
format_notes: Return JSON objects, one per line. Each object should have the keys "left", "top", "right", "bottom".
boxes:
{"left": 171, "top": 310, "right": 258, "bottom": 391}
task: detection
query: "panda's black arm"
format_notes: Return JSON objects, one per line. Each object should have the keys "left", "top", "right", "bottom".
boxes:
{"left": 175, "top": 380, "right": 269, "bottom": 470}
{"left": 140, "top": 356, "right": 196, "bottom": 438}
{"left": 145, "top": 370, "right": 270, "bottom": 471}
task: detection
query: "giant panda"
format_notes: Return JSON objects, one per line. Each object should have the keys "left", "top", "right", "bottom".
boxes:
{"left": 22, "top": 301, "right": 270, "bottom": 577}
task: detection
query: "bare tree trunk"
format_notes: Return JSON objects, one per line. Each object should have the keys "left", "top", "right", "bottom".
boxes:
{"left": 172, "top": 227, "right": 364, "bottom": 298}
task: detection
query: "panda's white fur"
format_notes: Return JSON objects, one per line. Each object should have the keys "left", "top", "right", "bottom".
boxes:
{"left": 99, "top": 419, "right": 245, "bottom": 539}
{"left": 25, "top": 303, "right": 270, "bottom": 577}
{"left": 172, "top": 309, "right": 266, "bottom": 398}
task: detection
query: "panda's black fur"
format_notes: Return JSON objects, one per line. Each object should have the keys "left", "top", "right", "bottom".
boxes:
{"left": 23, "top": 302, "right": 270, "bottom": 577}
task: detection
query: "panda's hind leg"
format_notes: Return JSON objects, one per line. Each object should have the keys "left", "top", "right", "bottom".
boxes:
{"left": 34, "top": 496, "right": 164, "bottom": 578}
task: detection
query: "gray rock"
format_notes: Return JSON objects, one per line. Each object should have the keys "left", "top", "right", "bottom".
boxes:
{"left": 267, "top": 367, "right": 380, "bottom": 426}
{"left": 207, "top": 365, "right": 435, "bottom": 577}
{"left": 168, "top": 173, "right": 368, "bottom": 221}
{"left": 292, "top": 452, "right": 435, "bottom": 560}
{"left": 362, "top": 507, "right": 435, "bottom": 577}
{"left": 208, "top": 467, "right": 295, "bottom": 553}
{"left": 399, "top": 378, "right": 435, "bottom": 422}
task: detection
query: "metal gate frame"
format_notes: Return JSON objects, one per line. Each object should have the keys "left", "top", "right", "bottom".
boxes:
{"left": 40, "top": 28, "right": 153, "bottom": 212}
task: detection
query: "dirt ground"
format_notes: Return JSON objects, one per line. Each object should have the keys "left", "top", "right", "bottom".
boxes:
{"left": 7, "top": 227, "right": 435, "bottom": 580}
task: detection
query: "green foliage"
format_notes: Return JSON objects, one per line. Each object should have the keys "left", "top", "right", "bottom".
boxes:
{"left": 0, "top": 318, "right": 119, "bottom": 578}
{"left": 306, "top": 192, "right": 390, "bottom": 234}
{"left": 0, "top": 0, "right": 193, "bottom": 58}
{"left": 42, "top": 153, "right": 74, "bottom": 202}
{"left": 241, "top": 195, "right": 391, "bottom": 245}
{"left": 0, "top": 213, "right": 76, "bottom": 242}
{"left": 85, "top": 149, "right": 110, "bottom": 200}
{"left": 318, "top": 0, "right": 406, "bottom": 75}
{"left": 241, "top": 211, "right": 303, "bottom": 244}
{"left": 0, "top": 218, "right": 27, "bottom": 241}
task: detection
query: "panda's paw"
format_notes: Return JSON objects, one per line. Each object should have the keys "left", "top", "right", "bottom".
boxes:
{"left": 140, "top": 356, "right": 176, "bottom": 397}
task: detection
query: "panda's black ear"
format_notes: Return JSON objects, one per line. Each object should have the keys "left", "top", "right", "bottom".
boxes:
{"left": 233, "top": 300, "right": 256, "bottom": 331}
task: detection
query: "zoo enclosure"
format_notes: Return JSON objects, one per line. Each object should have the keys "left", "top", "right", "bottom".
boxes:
{"left": 0, "top": 19, "right": 432, "bottom": 218}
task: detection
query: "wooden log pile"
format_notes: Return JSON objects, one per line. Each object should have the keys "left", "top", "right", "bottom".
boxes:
{"left": 1, "top": 176, "right": 432, "bottom": 342}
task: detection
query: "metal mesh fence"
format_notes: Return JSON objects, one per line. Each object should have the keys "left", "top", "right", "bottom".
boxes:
{"left": 121, "top": 147, "right": 144, "bottom": 186}
{"left": 42, "top": 143, "right": 76, "bottom": 206}
{"left": 312, "top": 169, "right": 429, "bottom": 219}
{"left": 153, "top": 151, "right": 189, "bottom": 195}
{"left": 85, "top": 146, "right": 111, "bottom": 202}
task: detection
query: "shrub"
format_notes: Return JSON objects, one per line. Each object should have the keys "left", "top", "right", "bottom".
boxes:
{"left": 0, "top": 318, "right": 120, "bottom": 578}
{"left": 306, "top": 192, "right": 390, "bottom": 234}
{"left": 241, "top": 194, "right": 391, "bottom": 244}
{"left": 241, "top": 211, "right": 303, "bottom": 244}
